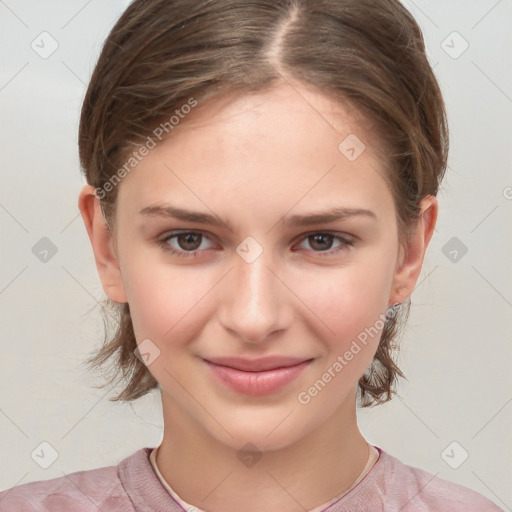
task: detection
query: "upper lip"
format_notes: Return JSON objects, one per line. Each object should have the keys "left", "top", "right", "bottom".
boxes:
{"left": 203, "top": 356, "right": 312, "bottom": 372}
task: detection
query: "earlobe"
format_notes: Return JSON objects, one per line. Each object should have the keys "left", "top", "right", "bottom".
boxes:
{"left": 389, "top": 195, "right": 438, "bottom": 305}
{"left": 78, "top": 185, "right": 128, "bottom": 303}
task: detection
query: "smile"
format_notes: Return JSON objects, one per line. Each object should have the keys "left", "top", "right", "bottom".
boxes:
{"left": 202, "top": 357, "right": 314, "bottom": 396}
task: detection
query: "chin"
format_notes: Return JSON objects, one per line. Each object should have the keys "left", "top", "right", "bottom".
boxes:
{"left": 217, "top": 428, "right": 300, "bottom": 454}
{"left": 208, "top": 409, "right": 319, "bottom": 454}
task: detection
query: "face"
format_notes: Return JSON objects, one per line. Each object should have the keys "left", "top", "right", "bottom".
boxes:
{"left": 91, "top": 81, "right": 428, "bottom": 452}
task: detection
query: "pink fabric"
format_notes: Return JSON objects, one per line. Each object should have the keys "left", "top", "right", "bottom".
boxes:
{"left": 0, "top": 446, "right": 503, "bottom": 511}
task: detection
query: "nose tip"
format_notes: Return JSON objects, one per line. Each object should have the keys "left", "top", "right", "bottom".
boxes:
{"left": 217, "top": 252, "right": 293, "bottom": 344}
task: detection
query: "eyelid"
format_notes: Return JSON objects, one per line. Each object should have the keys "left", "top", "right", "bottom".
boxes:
{"left": 293, "top": 231, "right": 355, "bottom": 255}
{"left": 159, "top": 229, "right": 218, "bottom": 248}
{"left": 158, "top": 229, "right": 355, "bottom": 258}
{"left": 294, "top": 230, "right": 355, "bottom": 244}
{"left": 161, "top": 229, "right": 214, "bottom": 240}
{"left": 157, "top": 229, "right": 218, "bottom": 257}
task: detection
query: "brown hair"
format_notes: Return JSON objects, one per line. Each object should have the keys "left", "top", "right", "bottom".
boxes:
{"left": 79, "top": 0, "right": 448, "bottom": 405}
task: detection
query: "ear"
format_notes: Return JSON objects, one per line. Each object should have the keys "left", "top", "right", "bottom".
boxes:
{"left": 388, "top": 195, "right": 438, "bottom": 305}
{"left": 78, "top": 185, "right": 128, "bottom": 303}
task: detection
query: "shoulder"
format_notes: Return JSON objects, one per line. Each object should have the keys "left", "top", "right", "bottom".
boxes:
{"left": 0, "top": 450, "right": 145, "bottom": 512}
{"left": 366, "top": 448, "right": 504, "bottom": 511}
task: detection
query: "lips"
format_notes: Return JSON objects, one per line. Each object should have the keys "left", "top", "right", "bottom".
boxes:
{"left": 203, "top": 356, "right": 313, "bottom": 396}
{"left": 203, "top": 356, "right": 312, "bottom": 372}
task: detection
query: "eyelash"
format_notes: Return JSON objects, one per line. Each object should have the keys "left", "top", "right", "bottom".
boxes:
{"left": 157, "top": 230, "right": 354, "bottom": 259}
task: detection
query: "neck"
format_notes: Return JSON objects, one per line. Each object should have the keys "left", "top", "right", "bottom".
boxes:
{"left": 155, "top": 392, "right": 369, "bottom": 512}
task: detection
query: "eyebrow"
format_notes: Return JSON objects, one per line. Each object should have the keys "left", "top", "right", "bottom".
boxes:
{"left": 138, "top": 203, "right": 377, "bottom": 229}
{"left": 284, "top": 207, "right": 377, "bottom": 226}
{"left": 139, "top": 204, "right": 233, "bottom": 229}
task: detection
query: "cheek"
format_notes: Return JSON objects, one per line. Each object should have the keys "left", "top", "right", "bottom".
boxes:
{"left": 294, "top": 258, "right": 393, "bottom": 379}
{"left": 300, "top": 259, "right": 391, "bottom": 334}
{"left": 119, "top": 249, "right": 215, "bottom": 345}
{"left": 293, "top": 279, "right": 390, "bottom": 412}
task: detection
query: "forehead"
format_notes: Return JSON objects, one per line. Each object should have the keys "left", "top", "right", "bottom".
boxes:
{"left": 116, "top": 81, "right": 393, "bottom": 223}
{"left": 168, "top": 81, "right": 370, "bottom": 141}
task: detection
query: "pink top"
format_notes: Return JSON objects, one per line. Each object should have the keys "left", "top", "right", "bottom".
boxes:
{"left": 0, "top": 446, "right": 503, "bottom": 511}
{"left": 148, "top": 443, "right": 382, "bottom": 511}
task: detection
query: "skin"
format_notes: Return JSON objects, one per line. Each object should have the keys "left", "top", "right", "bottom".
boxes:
{"left": 79, "top": 80, "right": 437, "bottom": 512}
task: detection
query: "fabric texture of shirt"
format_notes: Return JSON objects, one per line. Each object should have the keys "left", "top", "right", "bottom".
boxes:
{"left": 148, "top": 443, "right": 381, "bottom": 512}
{"left": 0, "top": 446, "right": 503, "bottom": 511}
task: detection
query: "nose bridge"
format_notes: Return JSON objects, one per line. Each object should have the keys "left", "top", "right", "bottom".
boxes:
{"left": 238, "top": 250, "right": 274, "bottom": 305}
{"left": 218, "top": 243, "right": 291, "bottom": 343}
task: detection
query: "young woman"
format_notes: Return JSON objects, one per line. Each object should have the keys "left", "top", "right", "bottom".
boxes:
{"left": 0, "top": 0, "right": 503, "bottom": 510}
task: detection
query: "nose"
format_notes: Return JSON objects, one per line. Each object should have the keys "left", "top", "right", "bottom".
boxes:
{"left": 217, "top": 247, "right": 294, "bottom": 344}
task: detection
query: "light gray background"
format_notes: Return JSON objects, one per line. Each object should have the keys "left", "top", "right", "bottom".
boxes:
{"left": 0, "top": 0, "right": 511, "bottom": 508}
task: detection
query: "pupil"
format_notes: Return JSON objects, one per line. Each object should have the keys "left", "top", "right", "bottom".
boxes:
{"left": 311, "top": 234, "right": 332, "bottom": 251}
{"left": 179, "top": 233, "right": 200, "bottom": 250}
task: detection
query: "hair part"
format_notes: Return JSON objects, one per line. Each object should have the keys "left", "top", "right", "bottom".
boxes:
{"left": 79, "top": 0, "right": 448, "bottom": 405}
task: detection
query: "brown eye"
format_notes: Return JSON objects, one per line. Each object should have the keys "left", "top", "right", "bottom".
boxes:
{"left": 158, "top": 231, "right": 214, "bottom": 258}
{"left": 308, "top": 233, "right": 335, "bottom": 251}
{"left": 176, "top": 232, "right": 202, "bottom": 251}
{"left": 296, "top": 232, "right": 354, "bottom": 256}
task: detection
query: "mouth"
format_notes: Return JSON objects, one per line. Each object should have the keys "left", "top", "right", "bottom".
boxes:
{"left": 203, "top": 356, "right": 313, "bottom": 372}
{"left": 202, "top": 356, "right": 314, "bottom": 396}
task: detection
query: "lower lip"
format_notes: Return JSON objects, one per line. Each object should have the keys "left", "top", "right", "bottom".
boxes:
{"left": 204, "top": 359, "right": 312, "bottom": 396}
